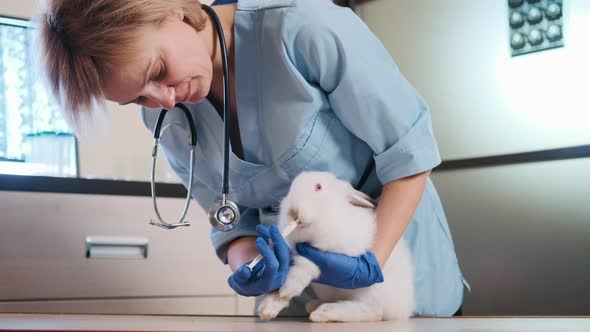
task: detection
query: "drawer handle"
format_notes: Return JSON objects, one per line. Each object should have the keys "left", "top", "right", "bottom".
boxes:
{"left": 85, "top": 236, "right": 148, "bottom": 259}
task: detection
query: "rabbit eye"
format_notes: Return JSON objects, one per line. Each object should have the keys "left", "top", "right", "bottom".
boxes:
{"left": 315, "top": 183, "right": 322, "bottom": 191}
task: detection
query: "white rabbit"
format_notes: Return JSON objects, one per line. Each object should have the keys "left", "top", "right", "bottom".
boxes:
{"left": 257, "top": 171, "right": 415, "bottom": 322}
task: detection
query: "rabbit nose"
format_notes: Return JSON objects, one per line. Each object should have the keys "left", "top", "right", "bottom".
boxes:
{"left": 288, "top": 208, "right": 299, "bottom": 223}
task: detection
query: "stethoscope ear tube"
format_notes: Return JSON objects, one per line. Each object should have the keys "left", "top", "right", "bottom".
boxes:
{"left": 153, "top": 104, "right": 197, "bottom": 146}
{"left": 149, "top": 104, "right": 197, "bottom": 230}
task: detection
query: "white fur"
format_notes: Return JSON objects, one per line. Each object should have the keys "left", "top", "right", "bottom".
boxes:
{"left": 257, "top": 171, "right": 415, "bottom": 322}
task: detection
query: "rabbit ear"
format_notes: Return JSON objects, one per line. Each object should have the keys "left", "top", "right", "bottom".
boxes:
{"left": 347, "top": 188, "right": 376, "bottom": 209}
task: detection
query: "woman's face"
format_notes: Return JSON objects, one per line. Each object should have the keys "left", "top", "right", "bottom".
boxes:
{"left": 102, "top": 10, "right": 212, "bottom": 110}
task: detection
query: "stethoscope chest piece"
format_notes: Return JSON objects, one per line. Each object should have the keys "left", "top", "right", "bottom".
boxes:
{"left": 208, "top": 195, "right": 241, "bottom": 231}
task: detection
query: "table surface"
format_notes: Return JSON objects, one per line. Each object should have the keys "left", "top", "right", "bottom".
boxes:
{"left": 0, "top": 314, "right": 589, "bottom": 332}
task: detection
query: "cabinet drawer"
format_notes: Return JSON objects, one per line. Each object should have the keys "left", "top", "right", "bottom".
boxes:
{"left": 0, "top": 191, "right": 233, "bottom": 300}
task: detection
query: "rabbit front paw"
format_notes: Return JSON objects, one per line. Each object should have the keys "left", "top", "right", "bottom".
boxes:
{"left": 257, "top": 292, "right": 289, "bottom": 320}
{"left": 278, "top": 278, "right": 307, "bottom": 299}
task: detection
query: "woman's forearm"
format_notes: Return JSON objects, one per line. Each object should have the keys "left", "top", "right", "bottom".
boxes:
{"left": 371, "top": 170, "right": 430, "bottom": 267}
{"left": 227, "top": 236, "right": 259, "bottom": 271}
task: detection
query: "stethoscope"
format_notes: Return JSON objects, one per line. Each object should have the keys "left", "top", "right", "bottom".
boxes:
{"left": 149, "top": 4, "right": 240, "bottom": 232}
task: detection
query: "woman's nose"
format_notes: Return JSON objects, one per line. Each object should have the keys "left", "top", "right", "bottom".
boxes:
{"left": 146, "top": 83, "right": 176, "bottom": 110}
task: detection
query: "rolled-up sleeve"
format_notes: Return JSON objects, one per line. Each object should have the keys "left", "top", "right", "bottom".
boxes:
{"left": 289, "top": 6, "right": 441, "bottom": 185}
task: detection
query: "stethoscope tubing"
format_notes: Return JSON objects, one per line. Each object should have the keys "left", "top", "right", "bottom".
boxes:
{"left": 149, "top": 4, "right": 240, "bottom": 231}
{"left": 201, "top": 4, "right": 231, "bottom": 197}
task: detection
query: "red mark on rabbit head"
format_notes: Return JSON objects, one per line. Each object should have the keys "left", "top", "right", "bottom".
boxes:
{"left": 315, "top": 183, "right": 322, "bottom": 191}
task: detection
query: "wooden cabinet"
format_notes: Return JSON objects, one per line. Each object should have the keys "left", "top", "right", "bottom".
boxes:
{"left": 0, "top": 191, "right": 254, "bottom": 315}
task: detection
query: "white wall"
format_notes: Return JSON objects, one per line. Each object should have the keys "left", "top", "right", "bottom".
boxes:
{"left": 74, "top": 104, "right": 173, "bottom": 182}
{"left": 0, "top": 0, "right": 36, "bottom": 19}
{"left": 357, "top": 0, "right": 590, "bottom": 160}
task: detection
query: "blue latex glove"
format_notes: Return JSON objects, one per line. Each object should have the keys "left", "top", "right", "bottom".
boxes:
{"left": 295, "top": 243, "right": 384, "bottom": 289}
{"left": 227, "top": 224, "right": 290, "bottom": 297}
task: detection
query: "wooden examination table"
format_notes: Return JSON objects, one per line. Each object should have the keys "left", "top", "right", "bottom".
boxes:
{"left": 0, "top": 314, "right": 589, "bottom": 332}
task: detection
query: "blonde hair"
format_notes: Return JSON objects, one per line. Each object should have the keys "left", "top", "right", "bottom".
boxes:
{"left": 35, "top": 0, "right": 206, "bottom": 127}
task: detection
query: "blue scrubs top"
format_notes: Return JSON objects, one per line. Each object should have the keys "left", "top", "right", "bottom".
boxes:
{"left": 141, "top": 0, "right": 469, "bottom": 316}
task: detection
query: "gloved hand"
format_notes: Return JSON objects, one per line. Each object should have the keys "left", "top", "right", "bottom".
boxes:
{"left": 295, "top": 243, "right": 384, "bottom": 289}
{"left": 227, "top": 224, "right": 290, "bottom": 297}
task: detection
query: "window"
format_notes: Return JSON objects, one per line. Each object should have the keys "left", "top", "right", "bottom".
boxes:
{"left": 0, "top": 16, "right": 77, "bottom": 177}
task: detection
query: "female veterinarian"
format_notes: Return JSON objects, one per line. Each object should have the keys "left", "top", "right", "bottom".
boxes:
{"left": 38, "top": 0, "right": 469, "bottom": 317}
